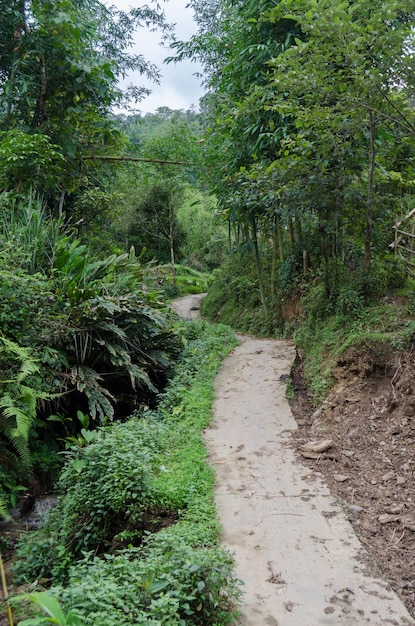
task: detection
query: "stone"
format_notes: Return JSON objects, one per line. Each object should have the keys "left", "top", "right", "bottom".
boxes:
{"left": 378, "top": 514, "right": 400, "bottom": 524}
{"left": 333, "top": 474, "right": 349, "bottom": 482}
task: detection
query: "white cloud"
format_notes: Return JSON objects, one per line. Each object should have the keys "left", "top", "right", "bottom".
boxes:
{"left": 105, "top": 0, "right": 205, "bottom": 114}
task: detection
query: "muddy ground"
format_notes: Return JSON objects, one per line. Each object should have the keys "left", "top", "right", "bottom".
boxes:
{"left": 290, "top": 342, "right": 415, "bottom": 618}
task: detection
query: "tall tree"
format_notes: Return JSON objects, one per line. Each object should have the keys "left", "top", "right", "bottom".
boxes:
{"left": 0, "top": 0, "right": 169, "bottom": 202}
{"left": 170, "top": 0, "right": 300, "bottom": 311}
{"left": 267, "top": 0, "right": 415, "bottom": 277}
{"left": 173, "top": 0, "right": 415, "bottom": 311}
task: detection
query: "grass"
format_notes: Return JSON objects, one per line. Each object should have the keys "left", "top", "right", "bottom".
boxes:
{"left": 146, "top": 264, "right": 212, "bottom": 297}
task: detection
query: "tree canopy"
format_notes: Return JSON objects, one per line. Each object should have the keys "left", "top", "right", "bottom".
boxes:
{"left": 0, "top": 0, "right": 170, "bottom": 202}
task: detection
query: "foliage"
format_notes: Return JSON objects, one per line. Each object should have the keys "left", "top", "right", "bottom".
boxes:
{"left": 0, "top": 337, "right": 53, "bottom": 519}
{"left": 107, "top": 112, "right": 201, "bottom": 270}
{"left": 148, "top": 264, "right": 211, "bottom": 298}
{"left": 13, "top": 320, "right": 240, "bottom": 621}
{"left": 169, "top": 0, "right": 415, "bottom": 329}
{"left": 201, "top": 251, "right": 282, "bottom": 336}
{"left": 0, "top": 337, "right": 48, "bottom": 470}
{"left": 0, "top": 131, "right": 65, "bottom": 194}
{"left": 125, "top": 183, "right": 186, "bottom": 264}
{"left": 12, "top": 591, "right": 83, "bottom": 626}
{"left": 51, "top": 538, "right": 241, "bottom": 626}
{"left": 176, "top": 188, "right": 227, "bottom": 271}
{"left": 0, "top": 0, "right": 170, "bottom": 202}
{"left": 0, "top": 194, "right": 182, "bottom": 425}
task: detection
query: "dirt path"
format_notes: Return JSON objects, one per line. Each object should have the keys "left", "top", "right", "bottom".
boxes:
{"left": 171, "top": 297, "right": 414, "bottom": 625}
{"left": 207, "top": 336, "right": 414, "bottom": 625}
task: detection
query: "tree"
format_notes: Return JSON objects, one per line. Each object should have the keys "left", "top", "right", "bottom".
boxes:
{"left": 0, "top": 0, "right": 169, "bottom": 203}
{"left": 170, "top": 0, "right": 301, "bottom": 312}
{"left": 173, "top": 0, "right": 415, "bottom": 315}
{"left": 266, "top": 0, "right": 415, "bottom": 279}
{"left": 108, "top": 111, "right": 200, "bottom": 274}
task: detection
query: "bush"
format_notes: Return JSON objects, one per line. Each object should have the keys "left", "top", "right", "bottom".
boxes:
{"left": 0, "top": 195, "right": 183, "bottom": 424}
{"left": 14, "top": 320, "right": 240, "bottom": 617}
{"left": 53, "top": 537, "right": 240, "bottom": 626}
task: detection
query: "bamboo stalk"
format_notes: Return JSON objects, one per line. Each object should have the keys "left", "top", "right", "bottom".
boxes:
{"left": 83, "top": 155, "right": 193, "bottom": 166}
{"left": 0, "top": 550, "right": 13, "bottom": 626}
{"left": 396, "top": 228, "right": 415, "bottom": 239}
{"left": 395, "top": 207, "right": 415, "bottom": 228}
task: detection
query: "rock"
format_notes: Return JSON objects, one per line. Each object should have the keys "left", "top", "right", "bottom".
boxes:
{"left": 386, "top": 504, "right": 404, "bottom": 514}
{"left": 311, "top": 407, "right": 322, "bottom": 421}
{"left": 348, "top": 504, "right": 365, "bottom": 513}
{"left": 362, "top": 520, "right": 377, "bottom": 534}
{"left": 300, "top": 439, "right": 334, "bottom": 454}
{"left": 300, "top": 450, "right": 323, "bottom": 460}
{"left": 390, "top": 426, "right": 402, "bottom": 435}
{"left": 402, "top": 518, "right": 415, "bottom": 532}
{"left": 333, "top": 474, "right": 349, "bottom": 482}
{"left": 396, "top": 476, "right": 407, "bottom": 486}
{"left": 382, "top": 471, "right": 395, "bottom": 482}
{"left": 342, "top": 449, "right": 355, "bottom": 458}
{"left": 378, "top": 514, "right": 400, "bottom": 524}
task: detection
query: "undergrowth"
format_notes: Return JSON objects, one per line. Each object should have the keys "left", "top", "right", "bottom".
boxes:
{"left": 295, "top": 301, "right": 415, "bottom": 403}
{"left": 12, "top": 320, "right": 241, "bottom": 626}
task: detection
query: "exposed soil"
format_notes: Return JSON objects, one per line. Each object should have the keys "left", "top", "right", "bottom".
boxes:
{"left": 290, "top": 341, "right": 415, "bottom": 619}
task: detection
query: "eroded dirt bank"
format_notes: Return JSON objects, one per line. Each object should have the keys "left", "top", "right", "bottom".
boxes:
{"left": 291, "top": 343, "right": 415, "bottom": 620}
{"left": 207, "top": 336, "right": 414, "bottom": 625}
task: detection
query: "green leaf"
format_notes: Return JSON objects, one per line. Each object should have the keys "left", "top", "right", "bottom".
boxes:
{"left": 147, "top": 580, "right": 170, "bottom": 594}
{"left": 25, "top": 592, "right": 66, "bottom": 623}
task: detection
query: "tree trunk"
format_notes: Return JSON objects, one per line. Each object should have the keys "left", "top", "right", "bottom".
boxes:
{"left": 321, "top": 225, "right": 330, "bottom": 299}
{"left": 276, "top": 213, "right": 284, "bottom": 263}
{"left": 250, "top": 213, "right": 268, "bottom": 315}
{"left": 364, "top": 111, "right": 376, "bottom": 274}
{"left": 271, "top": 218, "right": 277, "bottom": 299}
{"left": 58, "top": 189, "right": 65, "bottom": 219}
{"left": 288, "top": 217, "right": 294, "bottom": 252}
{"left": 169, "top": 205, "right": 176, "bottom": 286}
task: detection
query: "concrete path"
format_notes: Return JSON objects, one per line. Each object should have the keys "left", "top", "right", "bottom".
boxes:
{"left": 206, "top": 336, "right": 414, "bottom": 626}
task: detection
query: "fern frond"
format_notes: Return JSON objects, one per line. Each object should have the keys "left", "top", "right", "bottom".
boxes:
{"left": 0, "top": 399, "right": 32, "bottom": 441}
{"left": 0, "top": 495, "right": 11, "bottom": 521}
{"left": 0, "top": 336, "right": 40, "bottom": 384}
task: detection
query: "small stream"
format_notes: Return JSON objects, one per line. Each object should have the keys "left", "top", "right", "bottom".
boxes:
{"left": 1, "top": 494, "right": 57, "bottom": 533}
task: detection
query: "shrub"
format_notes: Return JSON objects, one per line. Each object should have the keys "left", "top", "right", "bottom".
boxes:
{"left": 13, "top": 320, "right": 241, "bottom": 625}
{"left": 0, "top": 195, "right": 183, "bottom": 424}
{"left": 54, "top": 537, "right": 240, "bottom": 626}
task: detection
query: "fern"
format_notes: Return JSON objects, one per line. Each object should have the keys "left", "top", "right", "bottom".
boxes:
{"left": 0, "top": 495, "right": 11, "bottom": 520}
{"left": 0, "top": 337, "right": 42, "bottom": 468}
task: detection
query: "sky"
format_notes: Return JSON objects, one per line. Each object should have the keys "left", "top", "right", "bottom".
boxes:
{"left": 106, "top": 0, "right": 205, "bottom": 114}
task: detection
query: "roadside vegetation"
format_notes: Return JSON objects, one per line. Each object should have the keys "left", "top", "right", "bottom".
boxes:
{"left": 9, "top": 321, "right": 240, "bottom": 625}
{"left": 2, "top": 0, "right": 415, "bottom": 623}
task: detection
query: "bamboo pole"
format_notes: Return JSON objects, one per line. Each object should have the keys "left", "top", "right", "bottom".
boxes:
{"left": 82, "top": 155, "right": 193, "bottom": 166}
{"left": 0, "top": 551, "right": 13, "bottom": 626}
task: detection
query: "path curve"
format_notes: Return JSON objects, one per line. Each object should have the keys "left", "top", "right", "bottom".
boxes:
{"left": 170, "top": 293, "right": 206, "bottom": 320}
{"left": 171, "top": 297, "right": 414, "bottom": 625}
